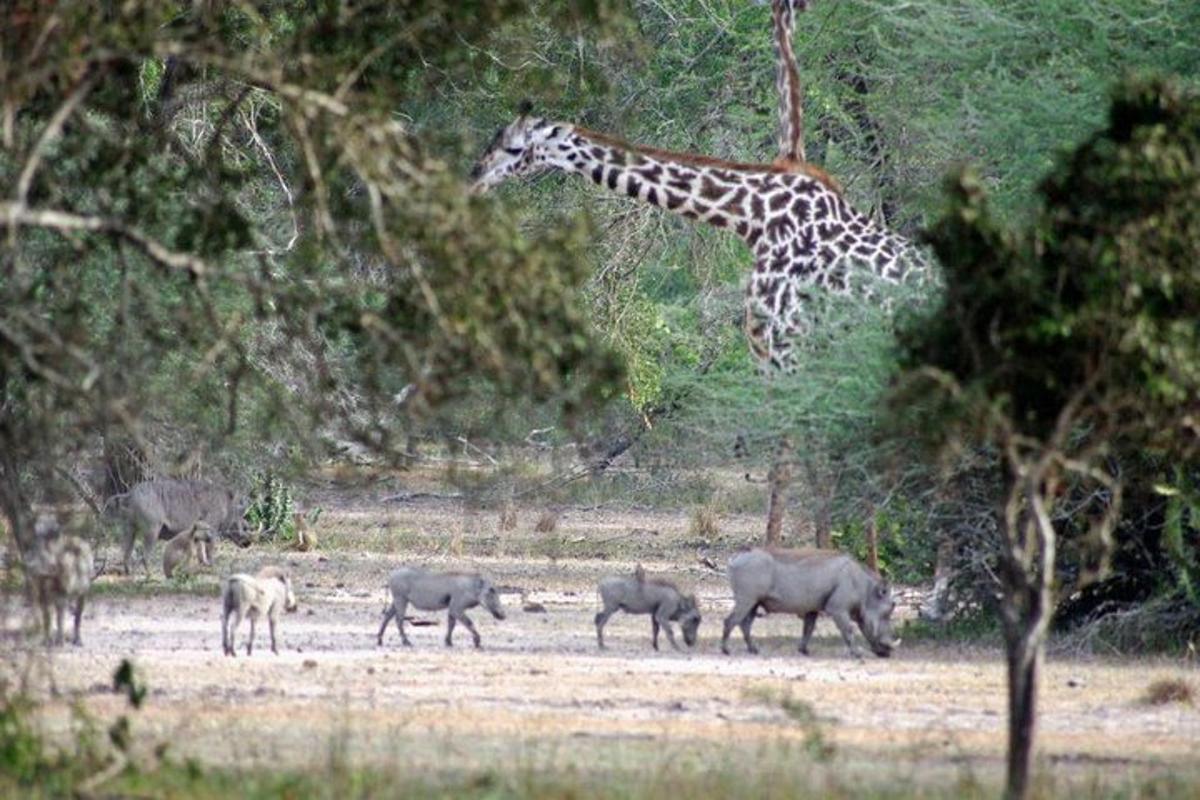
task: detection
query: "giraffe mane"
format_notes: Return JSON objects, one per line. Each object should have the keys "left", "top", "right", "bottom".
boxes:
{"left": 573, "top": 127, "right": 843, "bottom": 194}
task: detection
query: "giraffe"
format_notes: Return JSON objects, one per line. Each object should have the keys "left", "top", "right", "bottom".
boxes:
{"left": 470, "top": 109, "right": 930, "bottom": 371}
{"left": 771, "top": 0, "right": 808, "bottom": 165}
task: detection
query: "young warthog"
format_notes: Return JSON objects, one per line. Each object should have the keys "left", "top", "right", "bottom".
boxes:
{"left": 221, "top": 565, "right": 298, "bottom": 656}
{"left": 377, "top": 568, "right": 506, "bottom": 649}
{"left": 721, "top": 548, "right": 898, "bottom": 659}
{"left": 28, "top": 532, "right": 95, "bottom": 646}
{"left": 595, "top": 566, "right": 701, "bottom": 651}
{"left": 162, "top": 521, "right": 215, "bottom": 579}
{"left": 122, "top": 479, "right": 254, "bottom": 575}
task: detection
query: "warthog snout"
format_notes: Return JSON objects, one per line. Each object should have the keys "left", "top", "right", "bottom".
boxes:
{"left": 681, "top": 611, "right": 701, "bottom": 648}
{"left": 484, "top": 586, "right": 506, "bottom": 620}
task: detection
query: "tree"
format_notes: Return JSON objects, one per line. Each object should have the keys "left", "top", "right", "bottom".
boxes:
{"left": 0, "top": 2, "right": 625, "bottom": 554}
{"left": 892, "top": 76, "right": 1200, "bottom": 800}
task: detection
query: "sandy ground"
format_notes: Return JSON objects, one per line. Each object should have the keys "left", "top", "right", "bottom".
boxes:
{"left": 6, "top": 495, "right": 1200, "bottom": 789}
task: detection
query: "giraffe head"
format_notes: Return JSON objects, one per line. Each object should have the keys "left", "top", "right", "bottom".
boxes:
{"left": 469, "top": 101, "right": 565, "bottom": 193}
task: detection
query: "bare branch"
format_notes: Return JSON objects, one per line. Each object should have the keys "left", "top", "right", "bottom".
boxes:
{"left": 0, "top": 202, "right": 211, "bottom": 278}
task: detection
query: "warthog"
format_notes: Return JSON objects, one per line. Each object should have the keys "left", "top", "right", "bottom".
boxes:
{"left": 221, "top": 565, "right": 298, "bottom": 656}
{"left": 28, "top": 525, "right": 95, "bottom": 646}
{"left": 595, "top": 565, "right": 701, "bottom": 651}
{"left": 377, "top": 568, "right": 506, "bottom": 649}
{"left": 721, "top": 548, "right": 899, "bottom": 659}
{"left": 162, "top": 521, "right": 215, "bottom": 579}
{"left": 122, "top": 479, "right": 254, "bottom": 575}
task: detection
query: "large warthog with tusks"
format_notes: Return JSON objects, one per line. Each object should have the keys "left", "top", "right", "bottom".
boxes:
{"left": 377, "top": 568, "right": 507, "bottom": 649}
{"left": 721, "top": 548, "right": 899, "bottom": 659}
{"left": 120, "top": 480, "right": 255, "bottom": 575}
{"left": 595, "top": 566, "right": 700, "bottom": 651}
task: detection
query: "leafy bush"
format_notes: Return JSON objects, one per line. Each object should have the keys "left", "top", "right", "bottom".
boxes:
{"left": 246, "top": 473, "right": 296, "bottom": 542}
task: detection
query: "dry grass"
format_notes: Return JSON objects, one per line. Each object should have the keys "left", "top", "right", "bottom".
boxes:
{"left": 1142, "top": 677, "right": 1194, "bottom": 706}
{"left": 533, "top": 510, "right": 558, "bottom": 533}
{"left": 689, "top": 503, "right": 720, "bottom": 540}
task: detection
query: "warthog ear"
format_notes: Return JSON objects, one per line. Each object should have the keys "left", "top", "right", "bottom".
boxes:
{"left": 517, "top": 98, "right": 534, "bottom": 117}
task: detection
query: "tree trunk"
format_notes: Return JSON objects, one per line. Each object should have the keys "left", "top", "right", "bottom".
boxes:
{"left": 764, "top": 435, "right": 793, "bottom": 546}
{"left": 865, "top": 510, "right": 879, "bottom": 572}
{"left": 1004, "top": 630, "right": 1042, "bottom": 800}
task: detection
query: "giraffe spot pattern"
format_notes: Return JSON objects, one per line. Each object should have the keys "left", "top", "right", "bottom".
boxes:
{"left": 553, "top": 131, "right": 930, "bottom": 372}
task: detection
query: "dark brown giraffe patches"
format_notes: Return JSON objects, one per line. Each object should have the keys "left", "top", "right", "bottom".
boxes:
{"left": 721, "top": 186, "right": 748, "bottom": 214}
{"left": 665, "top": 192, "right": 686, "bottom": 210}
{"left": 766, "top": 215, "right": 794, "bottom": 241}
{"left": 864, "top": 233, "right": 882, "bottom": 246}
{"left": 590, "top": 147, "right": 607, "bottom": 160}
{"left": 746, "top": 229, "right": 763, "bottom": 248}
{"left": 699, "top": 177, "right": 727, "bottom": 202}
{"left": 636, "top": 163, "right": 663, "bottom": 182}
{"left": 590, "top": 165, "right": 604, "bottom": 184}
{"left": 606, "top": 169, "right": 619, "bottom": 190}
{"left": 711, "top": 169, "right": 736, "bottom": 183}
{"left": 813, "top": 196, "right": 830, "bottom": 221}
{"left": 787, "top": 256, "right": 817, "bottom": 278}
{"left": 607, "top": 149, "right": 628, "bottom": 167}
{"left": 625, "top": 176, "right": 642, "bottom": 198}
{"left": 646, "top": 186, "right": 659, "bottom": 207}
{"left": 818, "top": 245, "right": 837, "bottom": 265}
{"left": 768, "top": 192, "right": 791, "bottom": 212}
{"left": 790, "top": 196, "right": 810, "bottom": 223}
{"left": 750, "top": 194, "right": 765, "bottom": 219}
{"left": 708, "top": 213, "right": 728, "bottom": 228}
{"left": 816, "top": 222, "right": 845, "bottom": 239}
{"left": 734, "top": 221, "right": 749, "bottom": 238}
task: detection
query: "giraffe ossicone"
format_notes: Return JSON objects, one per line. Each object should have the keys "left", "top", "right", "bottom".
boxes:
{"left": 471, "top": 109, "right": 931, "bottom": 372}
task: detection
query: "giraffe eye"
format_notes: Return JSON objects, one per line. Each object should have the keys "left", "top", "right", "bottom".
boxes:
{"left": 505, "top": 147, "right": 523, "bottom": 156}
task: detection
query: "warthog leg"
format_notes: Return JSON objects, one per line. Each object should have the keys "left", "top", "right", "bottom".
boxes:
{"left": 444, "top": 613, "right": 457, "bottom": 647}
{"left": 828, "top": 610, "right": 864, "bottom": 659}
{"left": 223, "top": 607, "right": 243, "bottom": 656}
{"left": 268, "top": 613, "right": 279, "bottom": 655}
{"left": 457, "top": 612, "right": 482, "bottom": 648}
{"left": 798, "top": 611, "right": 818, "bottom": 655}
{"left": 652, "top": 608, "right": 680, "bottom": 651}
{"left": 594, "top": 607, "right": 616, "bottom": 649}
{"left": 54, "top": 601, "right": 66, "bottom": 647}
{"left": 71, "top": 596, "right": 85, "bottom": 646}
{"left": 721, "top": 600, "right": 760, "bottom": 655}
{"left": 246, "top": 615, "right": 257, "bottom": 656}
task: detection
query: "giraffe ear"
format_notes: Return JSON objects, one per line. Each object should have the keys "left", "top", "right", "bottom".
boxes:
{"left": 516, "top": 98, "right": 534, "bottom": 117}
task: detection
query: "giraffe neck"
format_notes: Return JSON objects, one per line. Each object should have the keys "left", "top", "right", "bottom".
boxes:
{"left": 773, "top": 0, "right": 805, "bottom": 163}
{"left": 542, "top": 127, "right": 782, "bottom": 237}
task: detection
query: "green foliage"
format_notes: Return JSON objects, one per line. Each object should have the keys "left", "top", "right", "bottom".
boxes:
{"left": 832, "top": 503, "right": 939, "bottom": 584}
{"left": 246, "top": 472, "right": 296, "bottom": 542}
{"left": 0, "top": 694, "right": 44, "bottom": 786}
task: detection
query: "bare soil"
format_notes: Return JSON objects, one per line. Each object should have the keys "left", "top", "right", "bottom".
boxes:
{"left": 6, "top": 493, "right": 1200, "bottom": 790}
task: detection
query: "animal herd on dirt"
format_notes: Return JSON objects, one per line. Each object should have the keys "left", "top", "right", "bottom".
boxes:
{"left": 26, "top": 481, "right": 898, "bottom": 659}
{"left": 19, "top": 2, "right": 907, "bottom": 660}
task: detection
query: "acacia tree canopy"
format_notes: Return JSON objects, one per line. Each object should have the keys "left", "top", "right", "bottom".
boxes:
{"left": 0, "top": 1, "right": 628, "bottom": 544}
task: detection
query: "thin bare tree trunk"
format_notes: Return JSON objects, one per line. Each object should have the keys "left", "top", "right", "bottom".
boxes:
{"left": 1004, "top": 631, "right": 1042, "bottom": 800}
{"left": 764, "top": 435, "right": 793, "bottom": 546}
{"left": 865, "top": 511, "right": 879, "bottom": 572}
